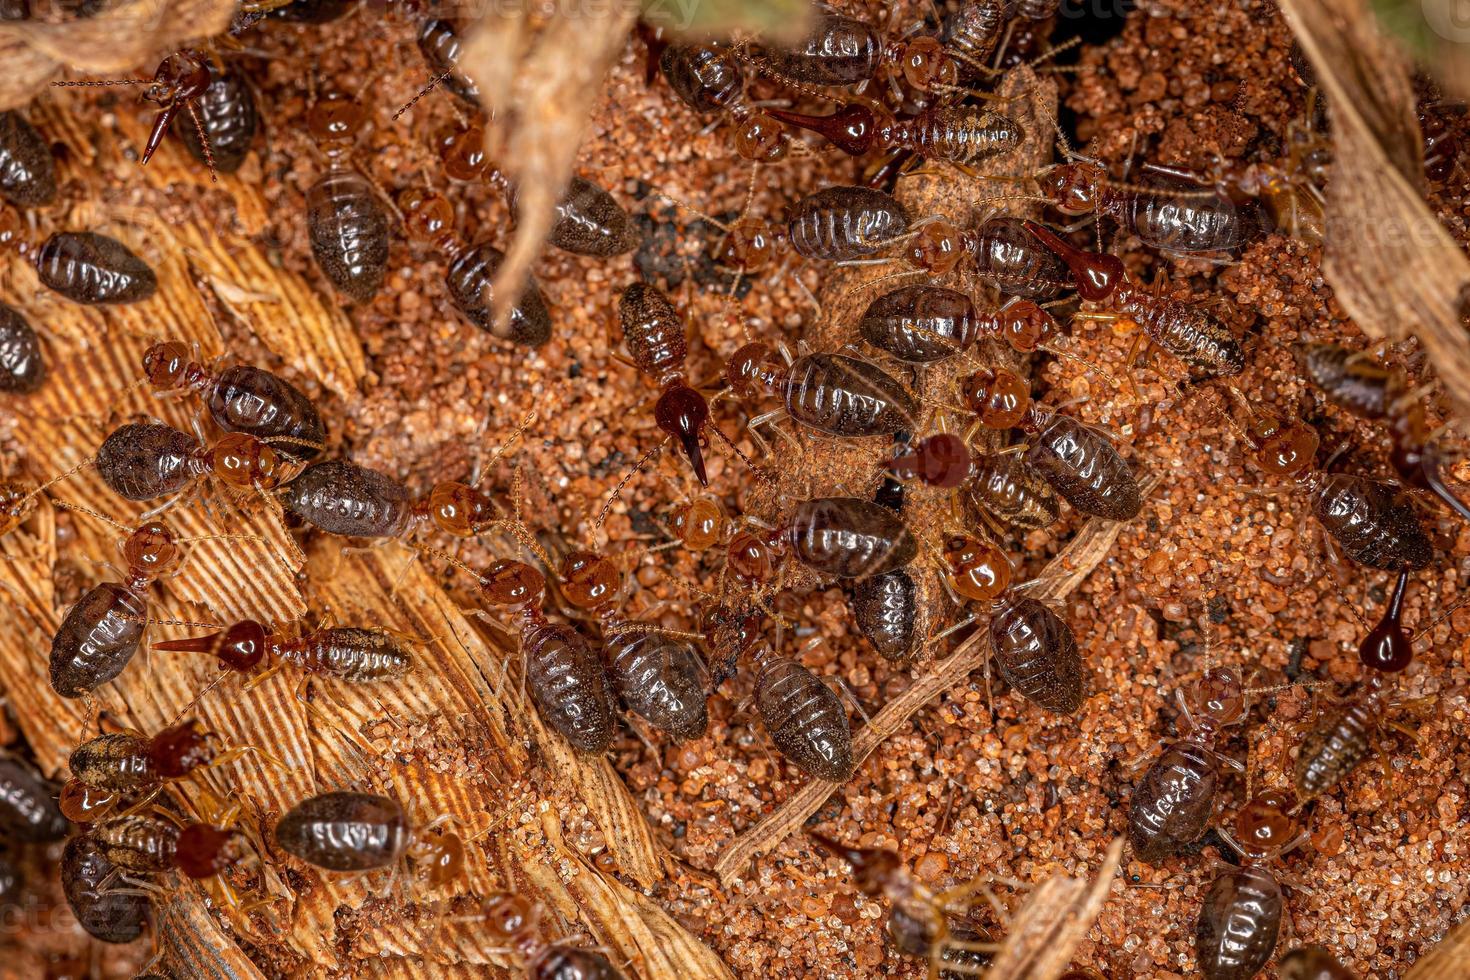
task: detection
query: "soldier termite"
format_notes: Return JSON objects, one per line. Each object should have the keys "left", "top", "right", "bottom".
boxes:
{"left": 153, "top": 617, "right": 414, "bottom": 689}
{"left": 429, "top": 122, "right": 640, "bottom": 258}
{"left": 0, "top": 301, "right": 44, "bottom": 393}
{"left": 0, "top": 209, "right": 158, "bottom": 305}
{"left": 617, "top": 282, "right": 714, "bottom": 485}
{"left": 764, "top": 101, "right": 1024, "bottom": 170}
{"left": 51, "top": 48, "right": 222, "bottom": 182}
{"left": 1127, "top": 667, "right": 1248, "bottom": 865}
{"left": 1224, "top": 399, "right": 1434, "bottom": 572}
{"left": 810, "top": 832, "right": 999, "bottom": 978}
{"left": 1294, "top": 569, "right": 1468, "bottom": 798}
{"left": 1023, "top": 222, "right": 1247, "bottom": 379}
{"left": 1299, "top": 342, "right": 1470, "bottom": 524}
{"left": 61, "top": 835, "right": 151, "bottom": 943}
{"left": 398, "top": 186, "right": 553, "bottom": 346}
{"left": 0, "top": 109, "right": 57, "bottom": 207}
{"left": 0, "top": 756, "right": 69, "bottom": 842}
{"left": 558, "top": 549, "right": 710, "bottom": 741}
{"left": 1194, "top": 789, "right": 1306, "bottom": 980}
{"left": 304, "top": 91, "right": 391, "bottom": 303}
{"left": 138, "top": 341, "right": 326, "bottom": 459}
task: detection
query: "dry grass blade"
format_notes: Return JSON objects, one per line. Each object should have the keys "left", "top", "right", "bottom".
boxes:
{"left": 712, "top": 473, "right": 1160, "bottom": 885}
{"left": 984, "top": 837, "right": 1122, "bottom": 980}
{"left": 458, "top": 6, "right": 637, "bottom": 339}
{"left": 1404, "top": 912, "right": 1470, "bottom": 978}
{"left": 0, "top": 0, "right": 237, "bottom": 110}
{"left": 1277, "top": 0, "right": 1470, "bottom": 421}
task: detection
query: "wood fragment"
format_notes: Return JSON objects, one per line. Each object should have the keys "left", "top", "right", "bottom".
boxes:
{"left": 1405, "top": 911, "right": 1470, "bottom": 978}
{"left": 985, "top": 837, "right": 1123, "bottom": 980}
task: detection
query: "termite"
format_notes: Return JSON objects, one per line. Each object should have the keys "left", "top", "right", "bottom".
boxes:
{"left": 139, "top": 341, "right": 326, "bottom": 458}
{"left": 1127, "top": 667, "right": 1247, "bottom": 865}
{"left": 94, "top": 420, "right": 310, "bottom": 504}
{"left": 472, "top": 889, "right": 630, "bottom": 978}
{"left": 856, "top": 286, "right": 1060, "bottom": 365}
{"left": 0, "top": 756, "right": 69, "bottom": 842}
{"left": 1299, "top": 342, "right": 1470, "bottom": 524}
{"left": 399, "top": 186, "right": 553, "bottom": 347}
{"left": 765, "top": 101, "right": 1024, "bottom": 169}
{"left": 617, "top": 282, "right": 713, "bottom": 485}
{"left": 171, "top": 62, "right": 257, "bottom": 174}
{"left": 1228, "top": 402, "right": 1434, "bottom": 571}
{"left": 0, "top": 109, "right": 56, "bottom": 207}
{"left": 658, "top": 41, "right": 792, "bottom": 164}
{"left": 558, "top": 549, "right": 709, "bottom": 741}
{"left": 0, "top": 209, "right": 158, "bottom": 305}
{"left": 153, "top": 618, "right": 414, "bottom": 687}
{"left": 87, "top": 809, "right": 248, "bottom": 880}
{"left": 1194, "top": 790, "right": 1305, "bottom": 980}
{"left": 811, "top": 833, "right": 998, "bottom": 978}
{"left": 0, "top": 302, "right": 44, "bottom": 393}
{"left": 726, "top": 342, "right": 920, "bottom": 439}
{"left": 304, "top": 91, "right": 391, "bottom": 303}
{"left": 61, "top": 835, "right": 150, "bottom": 944}
{"left": 1023, "top": 222, "right": 1246, "bottom": 378}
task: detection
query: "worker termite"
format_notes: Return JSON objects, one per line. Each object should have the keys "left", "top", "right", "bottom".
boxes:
{"left": 1127, "top": 667, "right": 1247, "bottom": 865}
{"left": 1299, "top": 342, "right": 1470, "bottom": 524}
{"left": 304, "top": 90, "right": 391, "bottom": 303}
{"left": 0, "top": 301, "right": 44, "bottom": 393}
{"left": 1023, "top": 222, "right": 1246, "bottom": 378}
{"left": 0, "top": 209, "right": 158, "bottom": 304}
{"left": 558, "top": 549, "right": 709, "bottom": 741}
{"left": 658, "top": 41, "right": 793, "bottom": 164}
{"left": 726, "top": 343, "right": 920, "bottom": 439}
{"left": 61, "top": 835, "right": 151, "bottom": 943}
{"left": 471, "top": 889, "right": 630, "bottom": 978}
{"left": 139, "top": 341, "right": 326, "bottom": 458}
{"left": 429, "top": 122, "right": 639, "bottom": 258}
{"left": 398, "top": 186, "right": 553, "bottom": 346}
{"left": 1194, "top": 789, "right": 1305, "bottom": 980}
{"left": 749, "top": 639, "right": 855, "bottom": 781}
{"left": 0, "top": 756, "right": 69, "bottom": 842}
{"left": 811, "top": 833, "right": 998, "bottom": 978}
{"left": 856, "top": 286, "right": 1053, "bottom": 365}
{"left": 1225, "top": 400, "right": 1434, "bottom": 571}
{"left": 94, "top": 420, "right": 311, "bottom": 504}
{"left": 52, "top": 49, "right": 221, "bottom": 181}
{"left": 86, "top": 808, "right": 249, "bottom": 882}
{"left": 0, "top": 109, "right": 57, "bottom": 207}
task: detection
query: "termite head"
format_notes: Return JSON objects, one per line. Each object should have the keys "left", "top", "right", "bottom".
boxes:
{"left": 481, "top": 559, "right": 546, "bottom": 609}
{"left": 716, "top": 218, "right": 778, "bottom": 273}
{"left": 421, "top": 481, "right": 495, "bottom": 537}
{"left": 885, "top": 433, "right": 970, "bottom": 488}
{"left": 891, "top": 35, "right": 957, "bottom": 91}
{"left": 154, "top": 620, "right": 270, "bottom": 672}
{"left": 175, "top": 822, "right": 248, "bottom": 879}
{"left": 809, "top": 832, "right": 900, "bottom": 897}
{"left": 673, "top": 494, "right": 725, "bottom": 551}
{"left": 399, "top": 187, "right": 457, "bottom": 247}
{"left": 960, "top": 367, "right": 1031, "bottom": 430}
{"left": 725, "top": 342, "right": 784, "bottom": 397}
{"left": 435, "top": 122, "right": 490, "bottom": 180}
{"left": 480, "top": 891, "right": 544, "bottom": 957}
{"left": 730, "top": 112, "right": 790, "bottom": 163}
{"left": 146, "top": 719, "right": 222, "bottom": 779}
{"left": 655, "top": 382, "right": 710, "bottom": 487}
{"left": 122, "top": 522, "right": 180, "bottom": 581}
{"left": 413, "top": 829, "right": 467, "bottom": 889}
{"left": 559, "top": 550, "right": 623, "bottom": 612}
{"left": 994, "top": 299, "right": 1057, "bottom": 353}
{"left": 1360, "top": 568, "right": 1414, "bottom": 673}
{"left": 943, "top": 533, "right": 1012, "bottom": 603}
{"left": 1231, "top": 789, "right": 1299, "bottom": 862}
{"left": 1188, "top": 666, "right": 1246, "bottom": 734}
{"left": 211, "top": 433, "right": 287, "bottom": 489}
{"left": 143, "top": 50, "right": 212, "bottom": 109}
{"left": 906, "top": 219, "right": 963, "bottom": 274}
{"left": 727, "top": 527, "right": 780, "bottom": 584}
{"left": 1044, "top": 162, "right": 1106, "bottom": 215}
{"left": 307, "top": 92, "right": 368, "bottom": 156}
{"left": 1244, "top": 413, "right": 1319, "bottom": 479}
{"left": 141, "top": 341, "right": 196, "bottom": 391}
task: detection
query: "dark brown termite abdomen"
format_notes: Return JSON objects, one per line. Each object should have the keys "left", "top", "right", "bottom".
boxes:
{"left": 966, "top": 451, "right": 1061, "bottom": 531}
{"left": 755, "top": 654, "right": 854, "bottom": 781}
{"left": 0, "top": 302, "right": 44, "bottom": 393}
{"left": 755, "top": 15, "right": 882, "bottom": 84}
{"left": 35, "top": 231, "right": 157, "bottom": 305}
{"left": 850, "top": 568, "right": 917, "bottom": 661}
{"left": 306, "top": 170, "right": 390, "bottom": 303}
{"left": 61, "top": 836, "right": 150, "bottom": 943}
{"left": 49, "top": 583, "right": 148, "bottom": 698}
{"left": 1127, "top": 742, "right": 1220, "bottom": 864}
{"left": 1194, "top": 866, "right": 1282, "bottom": 980}
{"left": 275, "top": 791, "right": 409, "bottom": 871}
{"left": 523, "top": 622, "right": 617, "bottom": 753}
{"left": 417, "top": 19, "right": 480, "bottom": 106}
{"left": 281, "top": 627, "right": 413, "bottom": 681}
{"left": 93, "top": 812, "right": 179, "bottom": 872}
{"left": 970, "top": 216, "right": 1072, "bottom": 299}
{"left": 68, "top": 732, "right": 155, "bottom": 792}
{"left": 446, "top": 241, "right": 553, "bottom": 347}
{"left": 208, "top": 364, "right": 326, "bottom": 458}
{"left": 989, "top": 595, "right": 1083, "bottom": 714}
{"left": 607, "top": 631, "right": 708, "bottom": 741}
{"left": 171, "top": 65, "right": 258, "bottom": 173}
{"left": 282, "top": 458, "right": 412, "bottom": 538}
{"left": 0, "top": 109, "right": 56, "bottom": 207}
{"left": 1023, "top": 410, "right": 1142, "bottom": 521}
{"left": 786, "top": 186, "right": 910, "bottom": 261}
{"left": 542, "top": 176, "right": 640, "bottom": 256}
{"left": 858, "top": 284, "right": 977, "bottom": 363}
{"left": 529, "top": 946, "right": 630, "bottom": 980}
{"left": 783, "top": 353, "right": 919, "bottom": 437}
{"left": 1309, "top": 473, "right": 1433, "bottom": 571}
{"left": 1299, "top": 343, "right": 1390, "bottom": 420}
{"left": 789, "top": 496, "right": 917, "bottom": 578}
{"left": 1294, "top": 693, "right": 1376, "bottom": 797}
{"left": 95, "top": 421, "right": 200, "bottom": 501}
{"left": 0, "top": 757, "right": 68, "bottom": 842}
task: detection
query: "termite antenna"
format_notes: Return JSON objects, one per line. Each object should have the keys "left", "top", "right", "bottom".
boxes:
{"left": 393, "top": 71, "right": 451, "bottom": 122}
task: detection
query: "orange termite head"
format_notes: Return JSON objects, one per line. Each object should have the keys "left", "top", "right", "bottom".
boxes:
{"left": 481, "top": 559, "right": 546, "bottom": 608}
{"left": 175, "top": 822, "right": 248, "bottom": 879}
{"left": 1232, "top": 790, "right": 1299, "bottom": 861}
{"left": 1247, "top": 415, "right": 1319, "bottom": 479}
{"left": 725, "top": 342, "right": 783, "bottom": 397}
{"left": 142, "top": 49, "right": 212, "bottom": 109}
{"left": 421, "top": 481, "right": 495, "bottom": 537}
{"left": 996, "top": 299, "right": 1057, "bottom": 353}
{"left": 943, "top": 534, "right": 1013, "bottom": 603}
{"left": 306, "top": 92, "right": 368, "bottom": 152}
{"left": 809, "top": 832, "right": 901, "bottom": 897}
{"left": 559, "top": 550, "right": 623, "bottom": 611}
{"left": 141, "top": 341, "right": 193, "bottom": 390}
{"left": 154, "top": 619, "right": 270, "bottom": 673}
{"left": 122, "top": 522, "right": 180, "bottom": 580}
{"left": 146, "top": 719, "right": 222, "bottom": 779}
{"left": 1043, "top": 161, "right": 1106, "bottom": 215}
{"left": 1190, "top": 666, "right": 1246, "bottom": 733}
